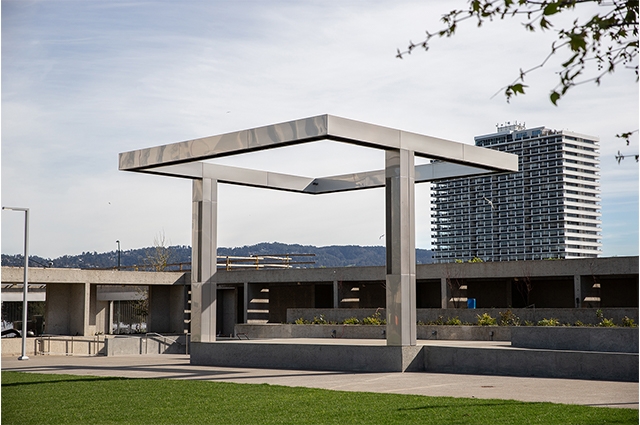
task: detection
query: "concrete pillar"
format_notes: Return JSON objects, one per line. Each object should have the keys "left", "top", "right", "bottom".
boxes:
{"left": 243, "top": 282, "right": 249, "bottom": 323}
{"left": 45, "top": 282, "right": 90, "bottom": 335}
{"left": 108, "top": 301, "right": 114, "bottom": 334}
{"left": 440, "top": 277, "right": 450, "bottom": 309}
{"left": 81, "top": 282, "right": 91, "bottom": 336}
{"left": 191, "top": 178, "right": 218, "bottom": 342}
{"left": 333, "top": 280, "right": 339, "bottom": 308}
{"left": 574, "top": 275, "right": 582, "bottom": 308}
{"left": 148, "top": 285, "right": 186, "bottom": 334}
{"left": 385, "top": 149, "right": 416, "bottom": 346}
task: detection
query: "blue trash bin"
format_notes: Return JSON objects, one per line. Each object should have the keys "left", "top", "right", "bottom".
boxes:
{"left": 467, "top": 298, "right": 476, "bottom": 309}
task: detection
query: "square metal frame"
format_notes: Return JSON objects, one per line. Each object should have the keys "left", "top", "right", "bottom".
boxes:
{"left": 119, "top": 114, "right": 518, "bottom": 345}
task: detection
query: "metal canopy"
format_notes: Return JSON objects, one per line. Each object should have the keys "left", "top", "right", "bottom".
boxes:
{"left": 119, "top": 114, "right": 517, "bottom": 174}
{"left": 119, "top": 114, "right": 519, "bottom": 347}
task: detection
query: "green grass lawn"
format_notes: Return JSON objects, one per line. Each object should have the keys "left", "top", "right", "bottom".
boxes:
{"left": 2, "top": 371, "right": 637, "bottom": 425}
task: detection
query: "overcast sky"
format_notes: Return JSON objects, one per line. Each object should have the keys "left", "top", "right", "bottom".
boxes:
{"left": 2, "top": 0, "right": 638, "bottom": 259}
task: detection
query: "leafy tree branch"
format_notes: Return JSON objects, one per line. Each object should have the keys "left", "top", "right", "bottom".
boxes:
{"left": 397, "top": 0, "right": 638, "bottom": 105}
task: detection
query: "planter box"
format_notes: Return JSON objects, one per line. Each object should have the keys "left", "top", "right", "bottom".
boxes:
{"left": 418, "top": 325, "right": 510, "bottom": 341}
{"left": 287, "top": 308, "right": 639, "bottom": 327}
{"left": 235, "top": 324, "right": 509, "bottom": 341}
{"left": 236, "top": 324, "right": 385, "bottom": 339}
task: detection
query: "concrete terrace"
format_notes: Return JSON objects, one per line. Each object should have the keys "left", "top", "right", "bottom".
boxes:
{"left": 2, "top": 353, "right": 637, "bottom": 409}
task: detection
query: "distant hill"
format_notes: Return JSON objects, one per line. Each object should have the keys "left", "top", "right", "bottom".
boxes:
{"left": 1, "top": 242, "right": 432, "bottom": 270}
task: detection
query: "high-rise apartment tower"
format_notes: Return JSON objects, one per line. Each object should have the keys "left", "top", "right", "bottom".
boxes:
{"left": 432, "top": 122, "right": 601, "bottom": 262}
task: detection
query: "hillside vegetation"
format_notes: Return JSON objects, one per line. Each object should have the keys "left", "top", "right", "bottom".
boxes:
{"left": 1, "top": 242, "right": 432, "bottom": 270}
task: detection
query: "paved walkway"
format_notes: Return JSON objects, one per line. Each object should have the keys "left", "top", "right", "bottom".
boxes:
{"left": 2, "top": 354, "right": 637, "bottom": 409}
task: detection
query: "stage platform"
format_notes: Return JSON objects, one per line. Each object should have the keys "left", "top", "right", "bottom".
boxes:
{"left": 191, "top": 338, "right": 638, "bottom": 382}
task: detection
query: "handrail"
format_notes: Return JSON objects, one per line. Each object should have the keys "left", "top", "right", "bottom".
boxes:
{"left": 87, "top": 253, "right": 316, "bottom": 271}
{"left": 35, "top": 335, "right": 105, "bottom": 356}
{"left": 144, "top": 332, "right": 190, "bottom": 355}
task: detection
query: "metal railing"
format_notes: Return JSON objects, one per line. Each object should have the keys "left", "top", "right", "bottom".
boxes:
{"left": 143, "top": 332, "right": 190, "bottom": 355}
{"left": 89, "top": 253, "right": 316, "bottom": 272}
{"left": 36, "top": 335, "right": 106, "bottom": 356}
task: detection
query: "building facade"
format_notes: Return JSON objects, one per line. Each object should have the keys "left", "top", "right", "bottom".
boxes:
{"left": 432, "top": 122, "right": 601, "bottom": 262}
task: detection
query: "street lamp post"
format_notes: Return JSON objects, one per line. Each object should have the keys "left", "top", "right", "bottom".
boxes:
{"left": 2, "top": 206, "right": 30, "bottom": 360}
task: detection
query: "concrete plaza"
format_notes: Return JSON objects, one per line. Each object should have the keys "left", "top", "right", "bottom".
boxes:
{"left": 2, "top": 353, "right": 637, "bottom": 409}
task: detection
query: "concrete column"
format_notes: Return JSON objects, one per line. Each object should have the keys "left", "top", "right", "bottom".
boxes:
{"left": 333, "top": 280, "right": 339, "bottom": 308}
{"left": 45, "top": 282, "right": 88, "bottom": 336}
{"left": 108, "top": 301, "right": 114, "bottom": 334}
{"left": 191, "top": 178, "right": 218, "bottom": 342}
{"left": 148, "top": 286, "right": 186, "bottom": 334}
{"left": 440, "top": 277, "right": 450, "bottom": 309}
{"left": 385, "top": 149, "right": 416, "bottom": 346}
{"left": 574, "top": 275, "right": 582, "bottom": 308}
{"left": 243, "top": 282, "right": 249, "bottom": 323}
{"left": 81, "top": 282, "right": 91, "bottom": 336}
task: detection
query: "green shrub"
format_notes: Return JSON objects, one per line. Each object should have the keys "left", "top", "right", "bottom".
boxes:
{"left": 445, "top": 317, "right": 462, "bottom": 326}
{"left": 573, "top": 320, "right": 585, "bottom": 327}
{"left": 312, "top": 315, "right": 327, "bottom": 325}
{"left": 476, "top": 313, "right": 496, "bottom": 326}
{"left": 598, "top": 318, "right": 616, "bottom": 327}
{"left": 433, "top": 315, "right": 445, "bottom": 325}
{"left": 499, "top": 310, "right": 520, "bottom": 326}
{"left": 343, "top": 317, "right": 360, "bottom": 325}
{"left": 537, "top": 318, "right": 560, "bottom": 326}
{"left": 294, "top": 317, "right": 309, "bottom": 325}
{"left": 362, "top": 311, "right": 385, "bottom": 325}
{"left": 621, "top": 316, "right": 637, "bottom": 327}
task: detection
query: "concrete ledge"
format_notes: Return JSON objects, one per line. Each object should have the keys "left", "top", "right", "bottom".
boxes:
{"left": 236, "top": 324, "right": 386, "bottom": 339}
{"left": 104, "top": 335, "right": 187, "bottom": 356}
{"left": 418, "top": 325, "right": 510, "bottom": 341}
{"left": 511, "top": 327, "right": 639, "bottom": 353}
{"left": 190, "top": 338, "right": 638, "bottom": 382}
{"left": 2, "top": 336, "right": 106, "bottom": 357}
{"left": 236, "top": 324, "right": 510, "bottom": 341}
{"left": 190, "top": 341, "right": 423, "bottom": 372}
{"left": 2, "top": 337, "right": 40, "bottom": 357}
{"left": 423, "top": 345, "right": 639, "bottom": 382}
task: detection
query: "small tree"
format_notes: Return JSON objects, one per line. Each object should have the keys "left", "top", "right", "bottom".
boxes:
{"left": 145, "top": 231, "right": 171, "bottom": 272}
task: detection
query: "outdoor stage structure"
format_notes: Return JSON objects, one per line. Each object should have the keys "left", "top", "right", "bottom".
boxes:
{"left": 119, "top": 115, "right": 518, "bottom": 365}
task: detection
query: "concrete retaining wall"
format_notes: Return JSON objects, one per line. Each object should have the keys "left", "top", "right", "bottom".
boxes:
{"left": 418, "top": 326, "right": 510, "bottom": 341}
{"left": 236, "top": 324, "right": 511, "bottom": 341}
{"left": 236, "top": 324, "right": 386, "bottom": 339}
{"left": 423, "top": 345, "right": 638, "bottom": 382}
{"left": 236, "top": 324, "right": 638, "bottom": 350}
{"left": 190, "top": 340, "right": 638, "bottom": 381}
{"left": 1, "top": 336, "right": 106, "bottom": 357}
{"left": 2, "top": 337, "right": 40, "bottom": 357}
{"left": 191, "top": 341, "right": 423, "bottom": 372}
{"left": 511, "top": 327, "right": 639, "bottom": 353}
{"left": 287, "top": 308, "right": 639, "bottom": 326}
{"left": 104, "top": 335, "right": 188, "bottom": 356}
